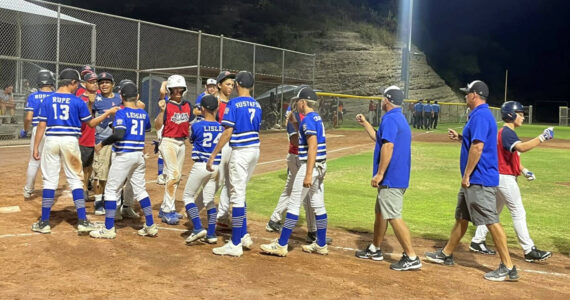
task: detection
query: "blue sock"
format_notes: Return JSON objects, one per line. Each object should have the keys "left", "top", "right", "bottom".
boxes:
{"left": 278, "top": 213, "right": 299, "bottom": 246}
{"left": 72, "top": 188, "right": 86, "bottom": 220}
{"left": 139, "top": 197, "right": 154, "bottom": 226}
{"left": 242, "top": 203, "right": 248, "bottom": 238}
{"left": 185, "top": 203, "right": 202, "bottom": 231}
{"left": 41, "top": 189, "right": 55, "bottom": 221}
{"left": 207, "top": 207, "right": 217, "bottom": 236}
{"left": 104, "top": 200, "right": 116, "bottom": 230}
{"left": 157, "top": 158, "right": 164, "bottom": 175}
{"left": 231, "top": 207, "right": 245, "bottom": 246}
{"left": 315, "top": 213, "right": 328, "bottom": 247}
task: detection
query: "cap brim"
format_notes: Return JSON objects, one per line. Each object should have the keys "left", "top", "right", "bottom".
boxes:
{"left": 459, "top": 87, "right": 469, "bottom": 94}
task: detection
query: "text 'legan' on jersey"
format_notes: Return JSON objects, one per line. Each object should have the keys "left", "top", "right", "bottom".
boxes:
{"left": 190, "top": 120, "right": 223, "bottom": 165}
{"left": 221, "top": 96, "right": 262, "bottom": 148}
{"left": 37, "top": 92, "right": 92, "bottom": 137}
{"left": 298, "top": 112, "right": 326, "bottom": 161}
{"left": 26, "top": 91, "right": 53, "bottom": 127}
{"left": 112, "top": 107, "right": 151, "bottom": 152}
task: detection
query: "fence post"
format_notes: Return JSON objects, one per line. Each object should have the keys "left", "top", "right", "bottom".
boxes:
{"left": 136, "top": 21, "right": 140, "bottom": 86}
{"left": 196, "top": 30, "right": 202, "bottom": 97}
{"left": 312, "top": 54, "right": 316, "bottom": 85}
{"left": 528, "top": 105, "right": 533, "bottom": 124}
{"left": 280, "top": 50, "right": 285, "bottom": 127}
{"left": 219, "top": 34, "right": 224, "bottom": 71}
{"left": 148, "top": 73, "right": 153, "bottom": 119}
{"left": 252, "top": 44, "right": 256, "bottom": 98}
{"left": 91, "top": 24, "right": 97, "bottom": 68}
{"left": 56, "top": 4, "right": 61, "bottom": 85}
{"left": 15, "top": 16, "right": 22, "bottom": 93}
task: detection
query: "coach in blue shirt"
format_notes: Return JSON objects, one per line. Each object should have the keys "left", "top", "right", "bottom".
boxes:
{"left": 431, "top": 101, "right": 440, "bottom": 129}
{"left": 425, "top": 80, "right": 519, "bottom": 282}
{"left": 423, "top": 100, "right": 433, "bottom": 130}
{"left": 413, "top": 100, "right": 423, "bottom": 129}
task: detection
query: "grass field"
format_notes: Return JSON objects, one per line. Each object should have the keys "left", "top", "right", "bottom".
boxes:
{"left": 244, "top": 140, "right": 570, "bottom": 254}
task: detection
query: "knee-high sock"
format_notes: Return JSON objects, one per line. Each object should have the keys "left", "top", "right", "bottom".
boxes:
{"left": 278, "top": 213, "right": 299, "bottom": 246}
{"left": 104, "top": 200, "right": 117, "bottom": 230}
{"left": 231, "top": 207, "right": 245, "bottom": 246}
{"left": 207, "top": 207, "right": 217, "bottom": 236}
{"left": 242, "top": 203, "right": 248, "bottom": 238}
{"left": 185, "top": 203, "right": 202, "bottom": 231}
{"left": 139, "top": 197, "right": 154, "bottom": 226}
{"left": 41, "top": 189, "right": 55, "bottom": 221}
{"left": 72, "top": 189, "right": 86, "bottom": 220}
{"left": 315, "top": 214, "right": 328, "bottom": 247}
{"left": 157, "top": 158, "right": 164, "bottom": 175}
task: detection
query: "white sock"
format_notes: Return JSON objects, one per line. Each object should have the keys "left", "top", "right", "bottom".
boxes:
{"left": 369, "top": 244, "right": 377, "bottom": 252}
{"left": 94, "top": 194, "right": 102, "bottom": 202}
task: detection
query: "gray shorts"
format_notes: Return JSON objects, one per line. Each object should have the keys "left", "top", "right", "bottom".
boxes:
{"left": 375, "top": 187, "right": 406, "bottom": 219}
{"left": 455, "top": 185, "right": 499, "bottom": 226}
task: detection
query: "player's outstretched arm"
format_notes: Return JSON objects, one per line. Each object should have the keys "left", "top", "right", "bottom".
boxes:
{"left": 356, "top": 114, "right": 376, "bottom": 142}
{"left": 95, "top": 128, "right": 126, "bottom": 153}
{"left": 32, "top": 121, "right": 46, "bottom": 160}
{"left": 86, "top": 106, "right": 120, "bottom": 128}
{"left": 515, "top": 127, "right": 554, "bottom": 153}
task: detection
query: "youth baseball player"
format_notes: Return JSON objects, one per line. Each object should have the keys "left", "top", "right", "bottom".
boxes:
{"left": 425, "top": 80, "right": 519, "bottom": 282}
{"left": 353, "top": 86, "right": 422, "bottom": 271}
{"left": 470, "top": 101, "right": 553, "bottom": 262}
{"left": 193, "top": 78, "right": 218, "bottom": 120}
{"left": 260, "top": 86, "right": 329, "bottom": 257}
{"left": 207, "top": 71, "right": 261, "bottom": 257}
{"left": 89, "top": 83, "right": 158, "bottom": 239}
{"left": 182, "top": 95, "right": 223, "bottom": 245}
{"left": 31, "top": 69, "right": 118, "bottom": 234}
{"left": 155, "top": 75, "right": 193, "bottom": 225}
{"left": 23, "top": 69, "right": 55, "bottom": 199}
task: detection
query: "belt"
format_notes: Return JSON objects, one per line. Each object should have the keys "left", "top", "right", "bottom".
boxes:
{"left": 164, "top": 136, "right": 186, "bottom": 141}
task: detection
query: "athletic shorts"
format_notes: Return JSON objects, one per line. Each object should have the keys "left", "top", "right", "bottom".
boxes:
{"left": 92, "top": 145, "right": 113, "bottom": 181}
{"left": 455, "top": 185, "right": 499, "bottom": 226}
{"left": 80, "top": 145, "right": 94, "bottom": 168}
{"left": 375, "top": 187, "right": 406, "bottom": 219}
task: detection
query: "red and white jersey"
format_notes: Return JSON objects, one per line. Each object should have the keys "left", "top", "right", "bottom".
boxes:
{"left": 162, "top": 100, "right": 192, "bottom": 138}
{"left": 497, "top": 126, "right": 521, "bottom": 176}
{"left": 217, "top": 100, "right": 229, "bottom": 124}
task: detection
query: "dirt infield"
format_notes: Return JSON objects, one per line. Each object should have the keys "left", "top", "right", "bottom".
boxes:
{"left": 1, "top": 130, "right": 569, "bottom": 299}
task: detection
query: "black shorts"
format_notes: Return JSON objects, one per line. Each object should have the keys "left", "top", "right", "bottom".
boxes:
{"left": 80, "top": 145, "right": 94, "bottom": 168}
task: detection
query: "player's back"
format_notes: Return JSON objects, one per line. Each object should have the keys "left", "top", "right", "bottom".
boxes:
{"left": 298, "top": 111, "right": 326, "bottom": 162}
{"left": 39, "top": 92, "right": 91, "bottom": 137}
{"left": 190, "top": 120, "right": 223, "bottom": 165}
{"left": 26, "top": 91, "right": 53, "bottom": 127}
{"left": 112, "top": 107, "right": 150, "bottom": 153}
{"left": 222, "top": 96, "right": 262, "bottom": 148}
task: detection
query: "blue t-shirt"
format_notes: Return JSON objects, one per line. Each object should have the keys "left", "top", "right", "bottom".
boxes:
{"left": 414, "top": 103, "right": 423, "bottom": 112}
{"left": 221, "top": 96, "right": 262, "bottom": 148}
{"left": 373, "top": 107, "right": 411, "bottom": 188}
{"left": 424, "top": 104, "right": 433, "bottom": 113}
{"left": 460, "top": 104, "right": 499, "bottom": 187}
{"left": 195, "top": 92, "right": 206, "bottom": 108}
{"left": 190, "top": 120, "right": 223, "bottom": 165}
{"left": 432, "top": 104, "right": 440, "bottom": 113}
{"left": 26, "top": 91, "right": 53, "bottom": 127}
{"left": 112, "top": 107, "right": 150, "bottom": 153}
{"left": 37, "top": 92, "right": 92, "bottom": 137}
{"left": 298, "top": 111, "right": 326, "bottom": 162}
{"left": 92, "top": 93, "right": 122, "bottom": 143}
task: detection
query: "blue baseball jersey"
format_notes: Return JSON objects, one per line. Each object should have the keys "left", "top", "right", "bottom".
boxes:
{"left": 424, "top": 104, "right": 433, "bottom": 112}
{"left": 37, "top": 92, "right": 92, "bottom": 137}
{"left": 432, "top": 103, "right": 440, "bottom": 113}
{"left": 221, "top": 96, "right": 262, "bottom": 148}
{"left": 93, "top": 93, "right": 122, "bottom": 143}
{"left": 460, "top": 103, "right": 499, "bottom": 187}
{"left": 373, "top": 107, "right": 411, "bottom": 188}
{"left": 195, "top": 92, "right": 205, "bottom": 108}
{"left": 414, "top": 102, "right": 423, "bottom": 112}
{"left": 112, "top": 107, "right": 150, "bottom": 153}
{"left": 190, "top": 120, "right": 223, "bottom": 165}
{"left": 298, "top": 111, "right": 326, "bottom": 161}
{"left": 25, "top": 91, "right": 53, "bottom": 127}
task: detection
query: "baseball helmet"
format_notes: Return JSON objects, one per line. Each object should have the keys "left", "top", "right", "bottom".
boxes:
{"left": 37, "top": 69, "right": 55, "bottom": 87}
{"left": 166, "top": 75, "right": 187, "bottom": 96}
{"left": 114, "top": 79, "right": 135, "bottom": 93}
{"left": 501, "top": 101, "right": 524, "bottom": 122}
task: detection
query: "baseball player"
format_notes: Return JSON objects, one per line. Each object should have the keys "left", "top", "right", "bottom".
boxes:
{"left": 155, "top": 75, "right": 193, "bottom": 225}
{"left": 182, "top": 95, "right": 223, "bottom": 244}
{"left": 353, "top": 86, "right": 422, "bottom": 271}
{"left": 260, "top": 86, "right": 329, "bottom": 257}
{"left": 89, "top": 83, "right": 158, "bottom": 239}
{"left": 23, "top": 69, "right": 55, "bottom": 199}
{"left": 31, "top": 69, "right": 118, "bottom": 234}
{"left": 207, "top": 70, "right": 261, "bottom": 257}
{"left": 425, "top": 80, "right": 519, "bottom": 282}
{"left": 92, "top": 72, "right": 122, "bottom": 215}
{"left": 193, "top": 78, "right": 218, "bottom": 119}
{"left": 469, "top": 101, "right": 553, "bottom": 262}
{"left": 75, "top": 65, "right": 96, "bottom": 96}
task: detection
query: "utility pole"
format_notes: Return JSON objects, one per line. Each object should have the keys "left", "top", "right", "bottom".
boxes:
{"left": 403, "top": 0, "right": 414, "bottom": 98}
{"left": 504, "top": 69, "right": 508, "bottom": 102}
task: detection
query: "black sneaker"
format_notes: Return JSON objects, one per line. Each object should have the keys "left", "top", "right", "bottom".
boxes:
{"left": 355, "top": 244, "right": 384, "bottom": 261}
{"left": 469, "top": 241, "right": 496, "bottom": 255}
{"left": 265, "top": 220, "right": 282, "bottom": 233}
{"left": 524, "top": 246, "right": 552, "bottom": 262}
{"left": 306, "top": 231, "right": 333, "bottom": 245}
{"left": 390, "top": 253, "right": 422, "bottom": 271}
{"left": 425, "top": 248, "right": 454, "bottom": 266}
{"left": 484, "top": 263, "right": 519, "bottom": 281}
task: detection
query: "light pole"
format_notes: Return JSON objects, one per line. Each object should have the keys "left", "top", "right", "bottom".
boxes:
{"left": 403, "top": 0, "right": 414, "bottom": 98}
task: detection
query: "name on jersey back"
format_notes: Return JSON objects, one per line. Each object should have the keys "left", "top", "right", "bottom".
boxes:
{"left": 235, "top": 101, "right": 261, "bottom": 109}
{"left": 126, "top": 111, "right": 146, "bottom": 120}
{"left": 52, "top": 97, "right": 71, "bottom": 104}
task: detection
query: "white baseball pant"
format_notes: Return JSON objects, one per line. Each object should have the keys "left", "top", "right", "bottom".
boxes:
{"left": 228, "top": 146, "right": 259, "bottom": 208}
{"left": 41, "top": 136, "right": 84, "bottom": 191}
{"left": 25, "top": 126, "right": 45, "bottom": 191}
{"left": 472, "top": 174, "right": 535, "bottom": 252}
{"left": 159, "top": 137, "right": 186, "bottom": 213}
{"left": 182, "top": 162, "right": 218, "bottom": 211}
{"left": 286, "top": 162, "right": 327, "bottom": 217}
{"left": 104, "top": 152, "right": 149, "bottom": 203}
{"left": 195, "top": 144, "right": 231, "bottom": 218}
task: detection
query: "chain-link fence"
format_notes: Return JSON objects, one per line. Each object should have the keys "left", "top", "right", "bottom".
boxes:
{"left": 0, "top": 0, "right": 315, "bottom": 142}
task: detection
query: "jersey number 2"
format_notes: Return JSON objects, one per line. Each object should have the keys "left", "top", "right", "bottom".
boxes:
{"left": 131, "top": 120, "right": 144, "bottom": 135}
{"left": 203, "top": 132, "right": 221, "bottom": 147}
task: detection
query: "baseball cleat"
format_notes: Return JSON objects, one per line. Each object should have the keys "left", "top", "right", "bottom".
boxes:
{"left": 121, "top": 206, "right": 140, "bottom": 219}
{"left": 200, "top": 234, "right": 218, "bottom": 244}
{"left": 484, "top": 263, "right": 519, "bottom": 282}
{"left": 302, "top": 242, "right": 328, "bottom": 255}
{"left": 213, "top": 241, "right": 243, "bottom": 257}
{"left": 31, "top": 220, "right": 51, "bottom": 234}
{"left": 241, "top": 233, "right": 253, "bottom": 249}
{"left": 306, "top": 231, "right": 333, "bottom": 245}
{"left": 469, "top": 241, "right": 496, "bottom": 255}
{"left": 161, "top": 212, "right": 180, "bottom": 225}
{"left": 89, "top": 227, "right": 117, "bottom": 239}
{"left": 23, "top": 187, "right": 34, "bottom": 199}
{"left": 156, "top": 174, "right": 166, "bottom": 185}
{"left": 185, "top": 229, "right": 207, "bottom": 244}
{"left": 77, "top": 219, "right": 99, "bottom": 235}
{"left": 265, "top": 220, "right": 282, "bottom": 232}
{"left": 260, "top": 240, "right": 288, "bottom": 257}
{"left": 138, "top": 223, "right": 158, "bottom": 237}
{"left": 524, "top": 246, "right": 552, "bottom": 262}
{"left": 94, "top": 201, "right": 106, "bottom": 216}
{"left": 355, "top": 244, "right": 384, "bottom": 261}
{"left": 390, "top": 253, "right": 422, "bottom": 271}
{"left": 425, "top": 248, "right": 454, "bottom": 266}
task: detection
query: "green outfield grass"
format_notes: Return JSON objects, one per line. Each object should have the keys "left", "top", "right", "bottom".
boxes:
{"left": 245, "top": 141, "right": 570, "bottom": 254}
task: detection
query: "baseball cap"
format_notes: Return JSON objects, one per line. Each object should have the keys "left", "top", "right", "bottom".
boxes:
{"left": 460, "top": 80, "right": 489, "bottom": 98}
{"left": 80, "top": 65, "right": 95, "bottom": 76}
{"left": 120, "top": 83, "right": 138, "bottom": 98}
{"left": 293, "top": 86, "right": 318, "bottom": 101}
{"left": 201, "top": 94, "right": 219, "bottom": 111}
{"left": 216, "top": 71, "right": 235, "bottom": 84}
{"left": 59, "top": 68, "right": 81, "bottom": 81}
{"left": 97, "top": 72, "right": 114, "bottom": 83}
{"left": 206, "top": 78, "right": 217, "bottom": 86}
{"left": 235, "top": 71, "right": 254, "bottom": 88}
{"left": 383, "top": 85, "right": 404, "bottom": 105}
{"left": 83, "top": 72, "right": 98, "bottom": 82}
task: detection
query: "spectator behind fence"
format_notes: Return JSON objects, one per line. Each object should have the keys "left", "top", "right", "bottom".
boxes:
{"left": 0, "top": 84, "right": 17, "bottom": 124}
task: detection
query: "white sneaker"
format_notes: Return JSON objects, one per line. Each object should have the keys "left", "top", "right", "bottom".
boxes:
{"left": 185, "top": 229, "right": 207, "bottom": 244}
{"left": 31, "top": 220, "right": 51, "bottom": 234}
{"left": 138, "top": 223, "right": 158, "bottom": 237}
{"left": 241, "top": 233, "right": 253, "bottom": 249}
{"left": 213, "top": 241, "right": 243, "bottom": 257}
{"left": 77, "top": 219, "right": 99, "bottom": 235}
{"left": 89, "top": 227, "right": 117, "bottom": 239}
{"left": 302, "top": 242, "right": 328, "bottom": 255}
{"left": 156, "top": 174, "right": 166, "bottom": 185}
{"left": 121, "top": 206, "right": 140, "bottom": 219}
{"left": 23, "top": 187, "right": 33, "bottom": 199}
{"left": 260, "top": 240, "right": 288, "bottom": 257}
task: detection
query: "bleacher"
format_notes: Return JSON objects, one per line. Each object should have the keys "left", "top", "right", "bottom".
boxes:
{"left": 0, "top": 93, "right": 26, "bottom": 140}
